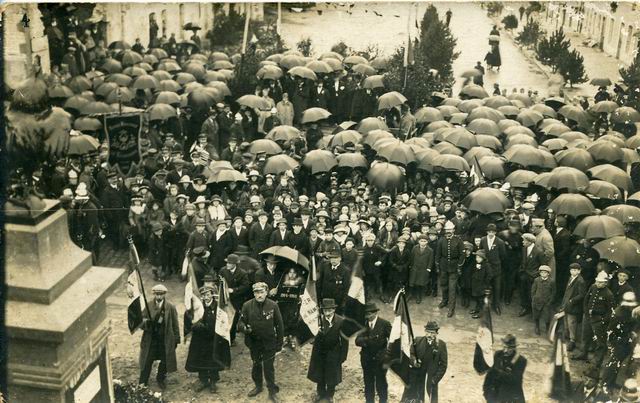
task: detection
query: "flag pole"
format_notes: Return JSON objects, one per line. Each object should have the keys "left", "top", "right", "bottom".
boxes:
{"left": 402, "top": 4, "right": 412, "bottom": 93}
{"left": 128, "top": 235, "right": 151, "bottom": 321}
{"left": 276, "top": 2, "right": 282, "bottom": 35}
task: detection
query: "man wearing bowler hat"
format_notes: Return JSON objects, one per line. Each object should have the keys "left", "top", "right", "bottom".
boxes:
{"left": 401, "top": 321, "right": 448, "bottom": 403}
{"left": 139, "top": 284, "right": 180, "bottom": 390}
{"left": 356, "top": 302, "right": 391, "bottom": 403}
{"left": 239, "top": 282, "right": 284, "bottom": 402}
{"left": 308, "top": 298, "right": 349, "bottom": 403}
{"left": 318, "top": 252, "right": 351, "bottom": 315}
{"left": 480, "top": 223, "right": 507, "bottom": 314}
{"left": 483, "top": 334, "right": 527, "bottom": 403}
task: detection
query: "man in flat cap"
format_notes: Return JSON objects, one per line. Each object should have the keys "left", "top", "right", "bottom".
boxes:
{"left": 139, "top": 284, "right": 180, "bottom": 390}
{"left": 518, "top": 233, "right": 544, "bottom": 317}
{"left": 356, "top": 302, "right": 391, "bottom": 403}
{"left": 483, "top": 334, "right": 527, "bottom": 403}
{"left": 239, "top": 282, "right": 284, "bottom": 402}
{"left": 185, "top": 284, "right": 227, "bottom": 393}
{"left": 400, "top": 321, "right": 448, "bottom": 403}
{"left": 531, "top": 217, "right": 555, "bottom": 276}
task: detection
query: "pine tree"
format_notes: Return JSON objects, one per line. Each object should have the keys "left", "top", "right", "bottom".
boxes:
{"left": 383, "top": 49, "right": 444, "bottom": 108}
{"left": 558, "top": 49, "right": 588, "bottom": 86}
{"left": 516, "top": 20, "right": 544, "bottom": 48}
{"left": 418, "top": 5, "right": 460, "bottom": 78}
{"left": 619, "top": 44, "right": 640, "bottom": 110}
{"left": 536, "top": 29, "right": 571, "bottom": 72}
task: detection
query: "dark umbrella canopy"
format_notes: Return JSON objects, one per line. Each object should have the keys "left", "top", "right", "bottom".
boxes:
{"left": 367, "top": 162, "right": 404, "bottom": 190}
{"left": 548, "top": 194, "right": 595, "bottom": 217}
{"left": 588, "top": 164, "right": 633, "bottom": 191}
{"left": 543, "top": 166, "right": 589, "bottom": 192}
{"left": 573, "top": 215, "right": 625, "bottom": 240}
{"left": 505, "top": 169, "right": 537, "bottom": 188}
{"left": 302, "top": 150, "right": 338, "bottom": 174}
{"left": 337, "top": 152, "right": 369, "bottom": 169}
{"left": 587, "top": 141, "right": 624, "bottom": 163}
{"left": 463, "top": 187, "right": 510, "bottom": 214}
{"left": 603, "top": 205, "right": 640, "bottom": 224}
{"left": 259, "top": 246, "right": 310, "bottom": 270}
{"left": 586, "top": 180, "right": 622, "bottom": 200}
{"left": 593, "top": 236, "right": 640, "bottom": 268}
{"left": 264, "top": 154, "right": 299, "bottom": 175}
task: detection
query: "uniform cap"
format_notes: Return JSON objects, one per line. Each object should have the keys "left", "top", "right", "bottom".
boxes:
{"left": 595, "top": 271, "right": 609, "bottom": 282}
{"left": 252, "top": 282, "right": 268, "bottom": 292}
{"left": 444, "top": 221, "right": 455, "bottom": 231}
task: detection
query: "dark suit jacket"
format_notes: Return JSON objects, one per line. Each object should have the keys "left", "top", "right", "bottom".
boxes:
{"left": 561, "top": 275, "right": 587, "bottom": 316}
{"left": 219, "top": 267, "right": 251, "bottom": 308}
{"left": 480, "top": 236, "right": 507, "bottom": 277}
{"left": 553, "top": 228, "right": 572, "bottom": 265}
{"left": 269, "top": 229, "right": 294, "bottom": 247}
{"left": 355, "top": 317, "right": 392, "bottom": 363}
{"left": 229, "top": 227, "right": 249, "bottom": 249}
{"left": 520, "top": 245, "right": 545, "bottom": 278}
{"left": 254, "top": 268, "right": 279, "bottom": 291}
{"left": 240, "top": 298, "right": 284, "bottom": 351}
{"left": 208, "top": 230, "right": 234, "bottom": 269}
{"left": 248, "top": 222, "right": 273, "bottom": 256}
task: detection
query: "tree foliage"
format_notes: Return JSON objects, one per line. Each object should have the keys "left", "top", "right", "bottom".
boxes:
{"left": 619, "top": 45, "right": 640, "bottom": 110}
{"left": 536, "top": 29, "right": 570, "bottom": 72}
{"left": 417, "top": 5, "right": 460, "bottom": 78}
{"left": 558, "top": 49, "right": 588, "bottom": 86}
{"left": 383, "top": 5, "right": 456, "bottom": 108}
{"left": 296, "top": 37, "right": 313, "bottom": 57}
{"left": 502, "top": 15, "right": 519, "bottom": 30}
{"left": 516, "top": 19, "right": 544, "bottom": 47}
{"left": 484, "top": 2, "right": 504, "bottom": 17}
{"left": 331, "top": 41, "right": 350, "bottom": 58}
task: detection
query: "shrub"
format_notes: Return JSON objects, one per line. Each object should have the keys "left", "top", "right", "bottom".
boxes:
{"left": 330, "top": 41, "right": 350, "bottom": 58}
{"left": 516, "top": 20, "right": 544, "bottom": 47}
{"left": 502, "top": 15, "right": 519, "bottom": 30}
{"left": 485, "top": 2, "right": 504, "bottom": 17}
{"left": 296, "top": 37, "right": 313, "bottom": 57}
{"left": 619, "top": 45, "right": 640, "bottom": 110}
{"left": 558, "top": 49, "right": 588, "bottom": 86}
{"left": 113, "top": 380, "right": 163, "bottom": 403}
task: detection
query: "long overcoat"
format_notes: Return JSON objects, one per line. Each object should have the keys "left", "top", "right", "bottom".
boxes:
{"left": 139, "top": 301, "right": 180, "bottom": 373}
{"left": 307, "top": 314, "right": 349, "bottom": 386}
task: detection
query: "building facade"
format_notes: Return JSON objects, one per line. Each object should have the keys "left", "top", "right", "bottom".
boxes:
{"left": 3, "top": 3, "right": 264, "bottom": 83}
{"left": 544, "top": 2, "right": 639, "bottom": 66}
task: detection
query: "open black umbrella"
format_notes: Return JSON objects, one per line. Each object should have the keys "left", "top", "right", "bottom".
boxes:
{"left": 463, "top": 187, "right": 510, "bottom": 215}
{"left": 259, "top": 246, "right": 310, "bottom": 270}
{"left": 593, "top": 236, "right": 640, "bottom": 268}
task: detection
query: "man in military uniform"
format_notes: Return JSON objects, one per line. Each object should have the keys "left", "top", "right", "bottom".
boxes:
{"left": 317, "top": 252, "right": 351, "bottom": 314}
{"left": 435, "top": 221, "right": 465, "bottom": 317}
{"left": 570, "top": 238, "right": 599, "bottom": 291}
{"left": 355, "top": 302, "right": 392, "bottom": 403}
{"left": 239, "top": 282, "right": 284, "bottom": 402}
{"left": 600, "top": 292, "right": 638, "bottom": 391}
{"left": 573, "top": 271, "right": 615, "bottom": 376}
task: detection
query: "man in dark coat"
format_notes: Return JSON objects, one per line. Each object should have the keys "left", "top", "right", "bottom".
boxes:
{"left": 139, "top": 285, "right": 181, "bottom": 389}
{"left": 355, "top": 303, "right": 392, "bottom": 403}
{"left": 600, "top": 292, "right": 638, "bottom": 389}
{"left": 249, "top": 211, "right": 273, "bottom": 258}
{"left": 100, "top": 170, "right": 128, "bottom": 249}
{"left": 573, "top": 271, "right": 615, "bottom": 374}
{"left": 229, "top": 216, "right": 249, "bottom": 250}
{"left": 435, "top": 221, "right": 465, "bottom": 317}
{"left": 553, "top": 216, "right": 573, "bottom": 303}
{"left": 480, "top": 223, "right": 507, "bottom": 314}
{"left": 208, "top": 221, "right": 234, "bottom": 272}
{"left": 498, "top": 219, "right": 522, "bottom": 305}
{"left": 317, "top": 252, "right": 352, "bottom": 314}
{"left": 559, "top": 263, "right": 587, "bottom": 351}
{"left": 219, "top": 254, "right": 251, "bottom": 344}
{"left": 148, "top": 222, "right": 170, "bottom": 280}
{"left": 290, "top": 218, "right": 311, "bottom": 258}
{"left": 401, "top": 321, "right": 448, "bottom": 403}
{"left": 69, "top": 188, "right": 100, "bottom": 260}
{"left": 269, "top": 218, "right": 294, "bottom": 247}
{"left": 239, "top": 282, "right": 284, "bottom": 402}
{"left": 311, "top": 81, "right": 329, "bottom": 109}
{"left": 185, "top": 285, "right": 227, "bottom": 393}
{"left": 255, "top": 256, "right": 281, "bottom": 298}
{"left": 308, "top": 298, "right": 349, "bottom": 403}
{"left": 361, "top": 233, "right": 388, "bottom": 301}
{"left": 518, "top": 233, "right": 544, "bottom": 317}
{"left": 483, "top": 334, "right": 527, "bottom": 403}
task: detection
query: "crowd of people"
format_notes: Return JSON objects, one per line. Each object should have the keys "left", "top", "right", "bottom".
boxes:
{"left": 7, "top": 19, "right": 640, "bottom": 403}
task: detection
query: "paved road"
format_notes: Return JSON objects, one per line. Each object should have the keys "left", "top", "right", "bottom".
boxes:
{"left": 280, "top": 2, "right": 551, "bottom": 95}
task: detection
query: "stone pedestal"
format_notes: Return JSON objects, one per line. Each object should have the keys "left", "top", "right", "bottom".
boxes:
{"left": 6, "top": 200, "right": 125, "bottom": 402}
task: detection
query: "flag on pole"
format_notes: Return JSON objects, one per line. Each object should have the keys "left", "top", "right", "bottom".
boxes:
{"left": 549, "top": 312, "right": 572, "bottom": 400}
{"left": 183, "top": 264, "right": 204, "bottom": 338}
{"left": 343, "top": 253, "right": 366, "bottom": 337}
{"left": 470, "top": 156, "right": 486, "bottom": 187}
{"left": 296, "top": 266, "right": 320, "bottom": 345}
{"left": 473, "top": 293, "right": 494, "bottom": 374}
{"left": 387, "top": 289, "right": 416, "bottom": 384}
{"left": 126, "top": 236, "right": 148, "bottom": 334}
{"left": 126, "top": 268, "right": 146, "bottom": 334}
{"left": 212, "top": 277, "right": 233, "bottom": 368}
